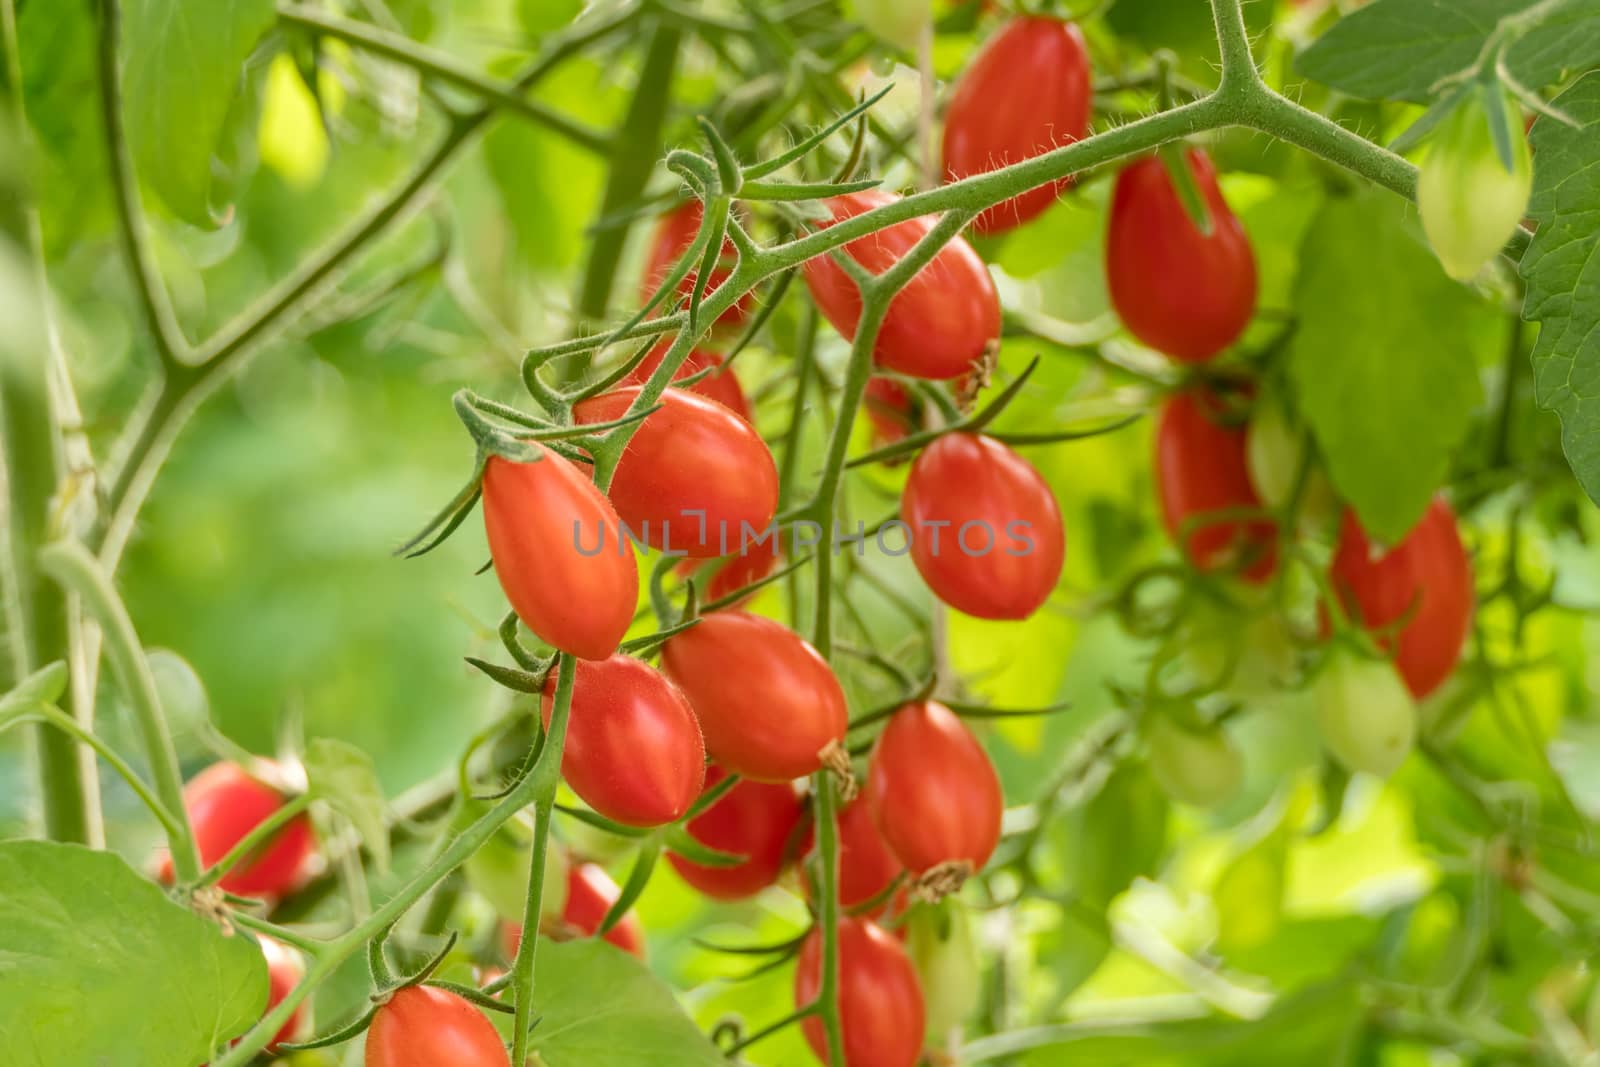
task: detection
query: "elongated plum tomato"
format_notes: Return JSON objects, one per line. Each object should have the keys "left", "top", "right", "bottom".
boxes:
{"left": 159, "top": 761, "right": 314, "bottom": 897}
{"left": 1417, "top": 85, "right": 1532, "bottom": 281}
{"left": 1155, "top": 390, "right": 1277, "bottom": 582}
{"left": 804, "top": 795, "right": 903, "bottom": 914}
{"left": 482, "top": 449, "right": 637, "bottom": 661}
{"left": 573, "top": 387, "right": 779, "bottom": 559}
{"left": 502, "top": 861, "right": 646, "bottom": 959}
{"left": 900, "top": 433, "right": 1064, "bottom": 619}
{"left": 1314, "top": 647, "right": 1416, "bottom": 777}
{"left": 796, "top": 918, "right": 925, "bottom": 1067}
{"left": 677, "top": 546, "right": 783, "bottom": 609}
{"left": 1105, "top": 149, "right": 1257, "bottom": 362}
{"left": 668, "top": 767, "right": 805, "bottom": 899}
{"left": 867, "top": 702, "right": 1003, "bottom": 876}
{"left": 661, "top": 611, "right": 848, "bottom": 780}
{"left": 1330, "top": 498, "right": 1473, "bottom": 700}
{"left": 864, "top": 377, "right": 917, "bottom": 452}
{"left": 641, "top": 200, "right": 750, "bottom": 327}
{"left": 803, "top": 190, "right": 1000, "bottom": 380}
{"left": 364, "top": 985, "right": 509, "bottom": 1067}
{"left": 1144, "top": 716, "right": 1243, "bottom": 809}
{"left": 942, "top": 17, "right": 1092, "bottom": 235}
{"left": 255, "top": 937, "right": 307, "bottom": 1051}
{"left": 540, "top": 655, "right": 705, "bottom": 827}
{"left": 620, "top": 340, "right": 752, "bottom": 424}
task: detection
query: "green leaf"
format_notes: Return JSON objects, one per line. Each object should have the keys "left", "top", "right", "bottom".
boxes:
{"left": 0, "top": 841, "right": 265, "bottom": 1065}
{"left": 304, "top": 737, "right": 390, "bottom": 874}
{"left": 1213, "top": 831, "right": 1287, "bottom": 953}
{"left": 1105, "top": 0, "right": 1274, "bottom": 84}
{"left": 1286, "top": 192, "right": 1488, "bottom": 543}
{"left": 1549, "top": 718, "right": 1600, "bottom": 820}
{"left": 1524, "top": 74, "right": 1600, "bottom": 506}
{"left": 0, "top": 661, "right": 69, "bottom": 714}
{"left": 121, "top": 0, "right": 277, "bottom": 226}
{"left": 1296, "top": 0, "right": 1600, "bottom": 103}
{"left": 1054, "top": 764, "right": 1169, "bottom": 909}
{"left": 525, "top": 937, "right": 726, "bottom": 1065}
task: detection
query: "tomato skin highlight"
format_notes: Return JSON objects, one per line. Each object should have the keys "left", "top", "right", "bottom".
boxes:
{"left": 667, "top": 768, "right": 806, "bottom": 899}
{"left": 540, "top": 655, "right": 705, "bottom": 827}
{"left": 1329, "top": 498, "right": 1474, "bottom": 700}
{"left": 364, "top": 985, "right": 510, "bottom": 1067}
{"left": 942, "top": 17, "right": 1093, "bottom": 234}
{"left": 620, "top": 340, "right": 753, "bottom": 424}
{"left": 641, "top": 200, "right": 749, "bottom": 327}
{"left": 482, "top": 450, "right": 638, "bottom": 661}
{"left": 1105, "top": 149, "right": 1257, "bottom": 362}
{"left": 661, "top": 611, "right": 849, "bottom": 781}
{"left": 803, "top": 190, "right": 1001, "bottom": 380}
{"left": 167, "top": 761, "right": 314, "bottom": 897}
{"left": 502, "top": 862, "right": 646, "bottom": 959}
{"left": 867, "top": 701, "right": 1003, "bottom": 876}
{"left": 1154, "top": 390, "right": 1278, "bottom": 582}
{"left": 900, "top": 433, "right": 1064, "bottom": 619}
{"left": 573, "top": 387, "right": 779, "bottom": 559}
{"left": 795, "top": 918, "right": 926, "bottom": 1067}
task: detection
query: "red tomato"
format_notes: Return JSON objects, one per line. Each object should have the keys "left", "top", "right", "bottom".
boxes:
{"left": 795, "top": 918, "right": 925, "bottom": 1067}
{"left": 540, "top": 655, "right": 705, "bottom": 827}
{"left": 867, "top": 702, "right": 1003, "bottom": 876}
{"left": 257, "top": 937, "right": 307, "bottom": 1051}
{"left": 502, "top": 862, "right": 646, "bottom": 960}
{"left": 942, "top": 17, "right": 1093, "bottom": 234}
{"left": 803, "top": 190, "right": 1001, "bottom": 381}
{"left": 864, "top": 377, "right": 917, "bottom": 451}
{"left": 573, "top": 387, "right": 779, "bottom": 559}
{"left": 662, "top": 611, "right": 849, "bottom": 780}
{"left": 900, "top": 433, "right": 1065, "bottom": 619}
{"left": 1329, "top": 498, "right": 1473, "bottom": 700}
{"left": 482, "top": 450, "right": 638, "bottom": 661}
{"left": 803, "top": 795, "right": 903, "bottom": 914}
{"left": 161, "top": 761, "right": 314, "bottom": 897}
{"left": 364, "top": 985, "right": 509, "bottom": 1067}
{"left": 1154, "top": 390, "right": 1277, "bottom": 582}
{"left": 620, "top": 340, "right": 753, "bottom": 424}
{"left": 640, "top": 200, "right": 750, "bottom": 327}
{"left": 668, "top": 768, "right": 806, "bottom": 899}
{"left": 1105, "top": 149, "right": 1258, "bottom": 362}
{"left": 676, "top": 546, "right": 783, "bottom": 608}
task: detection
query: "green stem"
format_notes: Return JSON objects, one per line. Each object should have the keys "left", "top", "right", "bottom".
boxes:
{"left": 36, "top": 541, "right": 198, "bottom": 880}
{"left": 811, "top": 772, "right": 846, "bottom": 1065}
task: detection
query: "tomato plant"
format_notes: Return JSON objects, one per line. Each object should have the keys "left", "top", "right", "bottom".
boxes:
{"left": 867, "top": 702, "right": 1003, "bottom": 879}
{"left": 803, "top": 795, "right": 903, "bottom": 914}
{"left": 159, "top": 762, "right": 314, "bottom": 898}
{"left": 795, "top": 918, "right": 925, "bottom": 1067}
{"left": 661, "top": 612, "right": 848, "bottom": 781}
{"left": 667, "top": 768, "right": 805, "bottom": 900}
{"left": 503, "top": 861, "right": 646, "bottom": 959}
{"left": 900, "top": 432, "right": 1065, "bottom": 619}
{"left": 641, "top": 200, "right": 750, "bottom": 327}
{"left": 620, "top": 341, "right": 753, "bottom": 424}
{"left": 802, "top": 190, "right": 1001, "bottom": 380}
{"left": 482, "top": 451, "right": 639, "bottom": 661}
{"left": 574, "top": 386, "right": 779, "bottom": 558}
{"left": 364, "top": 985, "right": 511, "bottom": 1067}
{"left": 540, "top": 655, "right": 705, "bottom": 827}
{"left": 1105, "top": 149, "right": 1258, "bottom": 361}
{"left": 1417, "top": 84, "right": 1534, "bottom": 281}
{"left": 942, "top": 17, "right": 1093, "bottom": 235}
{"left": 254, "top": 937, "right": 307, "bottom": 1052}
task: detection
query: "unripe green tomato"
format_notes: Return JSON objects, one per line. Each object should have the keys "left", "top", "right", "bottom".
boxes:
{"left": 461, "top": 809, "right": 568, "bottom": 924}
{"left": 1314, "top": 648, "right": 1417, "bottom": 777}
{"left": 849, "top": 0, "right": 932, "bottom": 51}
{"left": 1179, "top": 597, "right": 1295, "bottom": 701}
{"left": 904, "top": 897, "right": 981, "bottom": 1045}
{"left": 1417, "top": 85, "right": 1532, "bottom": 281}
{"left": 1244, "top": 397, "right": 1338, "bottom": 534}
{"left": 1145, "top": 715, "right": 1244, "bottom": 808}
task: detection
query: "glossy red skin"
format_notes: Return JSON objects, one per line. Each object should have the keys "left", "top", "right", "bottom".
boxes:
{"left": 482, "top": 450, "right": 638, "bottom": 661}
{"left": 943, "top": 17, "right": 1093, "bottom": 234}
{"left": 171, "top": 762, "right": 314, "bottom": 897}
{"left": 802, "top": 796, "right": 903, "bottom": 914}
{"left": 1154, "top": 390, "right": 1277, "bottom": 582}
{"left": 364, "top": 985, "right": 509, "bottom": 1067}
{"left": 1330, "top": 498, "right": 1473, "bottom": 700}
{"left": 901, "top": 433, "right": 1065, "bottom": 619}
{"left": 795, "top": 919, "right": 925, "bottom": 1067}
{"left": 667, "top": 768, "right": 805, "bottom": 899}
{"left": 864, "top": 377, "right": 915, "bottom": 450}
{"left": 620, "top": 340, "right": 753, "bottom": 424}
{"left": 867, "top": 702, "right": 1003, "bottom": 875}
{"left": 641, "top": 200, "right": 750, "bottom": 328}
{"left": 574, "top": 387, "right": 779, "bottom": 559}
{"left": 677, "top": 546, "right": 783, "bottom": 609}
{"left": 803, "top": 190, "right": 1001, "bottom": 381}
{"left": 502, "top": 862, "right": 647, "bottom": 960}
{"left": 1105, "top": 150, "right": 1258, "bottom": 362}
{"left": 661, "top": 611, "right": 849, "bottom": 780}
{"left": 540, "top": 655, "right": 705, "bottom": 827}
